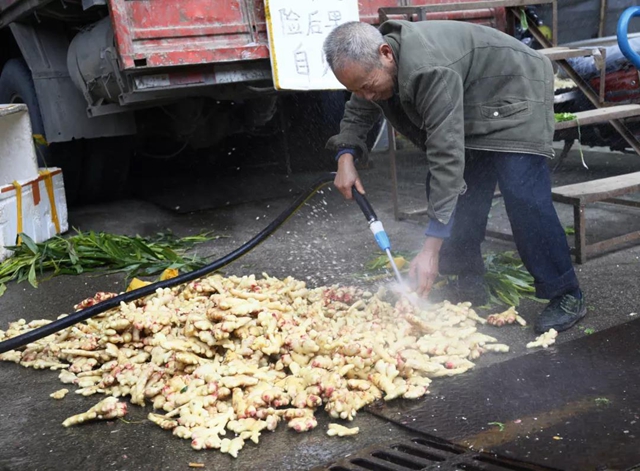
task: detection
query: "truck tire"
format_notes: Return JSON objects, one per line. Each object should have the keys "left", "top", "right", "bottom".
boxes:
{"left": 50, "top": 137, "right": 132, "bottom": 205}
{"left": 0, "top": 58, "right": 48, "bottom": 167}
{"left": 78, "top": 137, "right": 132, "bottom": 203}
{"left": 0, "top": 59, "right": 131, "bottom": 204}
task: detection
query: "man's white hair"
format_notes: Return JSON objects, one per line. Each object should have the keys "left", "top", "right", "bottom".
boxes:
{"left": 324, "top": 21, "right": 385, "bottom": 72}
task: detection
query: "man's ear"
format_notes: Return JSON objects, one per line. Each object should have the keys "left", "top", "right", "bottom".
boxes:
{"left": 379, "top": 43, "right": 394, "bottom": 64}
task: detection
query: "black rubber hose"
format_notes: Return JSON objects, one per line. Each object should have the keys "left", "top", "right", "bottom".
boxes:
{"left": 351, "top": 186, "right": 377, "bottom": 223}
{"left": 0, "top": 173, "right": 336, "bottom": 354}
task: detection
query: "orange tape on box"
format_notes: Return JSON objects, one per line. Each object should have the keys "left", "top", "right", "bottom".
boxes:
{"left": 39, "top": 170, "right": 61, "bottom": 234}
{"left": 12, "top": 180, "right": 23, "bottom": 245}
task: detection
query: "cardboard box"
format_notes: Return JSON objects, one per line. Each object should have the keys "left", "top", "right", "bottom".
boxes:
{"left": 0, "top": 104, "right": 68, "bottom": 261}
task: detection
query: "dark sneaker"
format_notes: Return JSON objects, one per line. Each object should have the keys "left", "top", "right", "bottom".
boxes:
{"left": 451, "top": 274, "right": 489, "bottom": 307}
{"left": 535, "top": 292, "right": 586, "bottom": 334}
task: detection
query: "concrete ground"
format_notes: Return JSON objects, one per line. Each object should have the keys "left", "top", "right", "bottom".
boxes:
{"left": 1, "top": 143, "right": 639, "bottom": 470}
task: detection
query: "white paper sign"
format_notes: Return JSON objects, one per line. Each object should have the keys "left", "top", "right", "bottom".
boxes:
{"left": 265, "top": 0, "right": 360, "bottom": 90}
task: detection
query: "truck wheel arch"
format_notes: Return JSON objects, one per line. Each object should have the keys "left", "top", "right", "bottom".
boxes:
{"left": 0, "top": 27, "right": 21, "bottom": 73}
{"left": 6, "top": 22, "right": 135, "bottom": 144}
{"left": 0, "top": 58, "right": 49, "bottom": 166}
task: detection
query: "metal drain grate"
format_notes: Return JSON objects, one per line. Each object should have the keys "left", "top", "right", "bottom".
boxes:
{"left": 313, "top": 436, "right": 563, "bottom": 471}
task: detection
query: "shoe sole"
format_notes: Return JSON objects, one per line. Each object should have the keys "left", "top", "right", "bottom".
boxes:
{"left": 534, "top": 304, "right": 588, "bottom": 334}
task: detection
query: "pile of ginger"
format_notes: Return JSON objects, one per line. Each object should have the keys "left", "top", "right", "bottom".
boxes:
{"left": 0, "top": 273, "right": 513, "bottom": 457}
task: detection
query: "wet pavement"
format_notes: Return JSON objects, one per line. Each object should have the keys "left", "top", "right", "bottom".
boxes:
{"left": 368, "top": 318, "right": 640, "bottom": 470}
{"left": 1, "top": 144, "right": 640, "bottom": 470}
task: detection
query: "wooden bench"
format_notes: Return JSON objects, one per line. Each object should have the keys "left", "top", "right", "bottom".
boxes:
{"left": 551, "top": 172, "right": 640, "bottom": 263}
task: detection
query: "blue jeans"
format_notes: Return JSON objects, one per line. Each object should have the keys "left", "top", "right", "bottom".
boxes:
{"left": 438, "top": 149, "right": 579, "bottom": 300}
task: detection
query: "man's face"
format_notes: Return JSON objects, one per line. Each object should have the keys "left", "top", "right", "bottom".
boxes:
{"left": 334, "top": 44, "right": 396, "bottom": 102}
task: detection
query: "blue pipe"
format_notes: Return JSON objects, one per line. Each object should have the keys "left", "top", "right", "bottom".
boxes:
{"left": 617, "top": 6, "right": 640, "bottom": 70}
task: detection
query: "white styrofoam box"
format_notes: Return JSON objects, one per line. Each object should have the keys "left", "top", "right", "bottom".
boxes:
{"left": 0, "top": 168, "right": 69, "bottom": 261}
{"left": 0, "top": 104, "right": 39, "bottom": 187}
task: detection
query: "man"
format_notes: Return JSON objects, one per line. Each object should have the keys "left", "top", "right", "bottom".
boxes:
{"left": 323, "top": 20, "right": 586, "bottom": 334}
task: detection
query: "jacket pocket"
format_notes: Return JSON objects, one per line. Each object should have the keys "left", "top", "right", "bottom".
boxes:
{"left": 480, "top": 101, "right": 531, "bottom": 119}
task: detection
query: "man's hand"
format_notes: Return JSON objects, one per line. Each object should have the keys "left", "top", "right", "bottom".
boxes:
{"left": 335, "top": 153, "right": 365, "bottom": 200}
{"left": 409, "top": 237, "right": 444, "bottom": 298}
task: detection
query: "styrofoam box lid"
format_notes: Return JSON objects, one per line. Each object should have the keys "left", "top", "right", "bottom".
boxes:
{"left": 0, "top": 104, "right": 40, "bottom": 187}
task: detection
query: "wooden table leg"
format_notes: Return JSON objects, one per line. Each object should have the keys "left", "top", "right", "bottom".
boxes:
{"left": 574, "top": 204, "right": 586, "bottom": 264}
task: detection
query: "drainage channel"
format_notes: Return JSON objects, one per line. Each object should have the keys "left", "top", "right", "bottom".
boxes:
{"left": 313, "top": 435, "right": 561, "bottom": 471}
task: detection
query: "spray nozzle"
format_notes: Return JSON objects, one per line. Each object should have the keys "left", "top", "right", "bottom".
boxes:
{"left": 351, "top": 186, "right": 403, "bottom": 284}
{"left": 369, "top": 220, "right": 391, "bottom": 251}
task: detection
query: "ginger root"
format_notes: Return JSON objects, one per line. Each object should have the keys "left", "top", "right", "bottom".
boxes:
{"left": 487, "top": 307, "right": 526, "bottom": 327}
{"left": 62, "top": 397, "right": 127, "bottom": 427}
{"left": 50, "top": 389, "right": 69, "bottom": 400}
{"left": 527, "top": 329, "right": 558, "bottom": 349}
{"left": 1, "top": 273, "right": 512, "bottom": 458}
{"left": 327, "top": 423, "right": 359, "bottom": 437}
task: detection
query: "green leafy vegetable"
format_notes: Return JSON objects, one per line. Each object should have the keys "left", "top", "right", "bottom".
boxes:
{"left": 482, "top": 252, "right": 542, "bottom": 307}
{"left": 0, "top": 230, "right": 221, "bottom": 297}
{"left": 564, "top": 226, "right": 575, "bottom": 235}
{"left": 363, "top": 251, "right": 540, "bottom": 308}
{"left": 554, "top": 113, "right": 588, "bottom": 169}
{"left": 488, "top": 421, "right": 505, "bottom": 432}
{"left": 519, "top": 9, "right": 528, "bottom": 31}
{"left": 365, "top": 254, "right": 395, "bottom": 272}
{"left": 554, "top": 112, "right": 577, "bottom": 123}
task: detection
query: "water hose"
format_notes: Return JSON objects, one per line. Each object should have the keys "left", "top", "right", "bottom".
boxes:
{"left": 0, "top": 173, "right": 336, "bottom": 354}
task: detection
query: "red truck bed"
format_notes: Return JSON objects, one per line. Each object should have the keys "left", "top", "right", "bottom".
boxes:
{"left": 109, "top": 0, "right": 505, "bottom": 70}
{"left": 1, "top": 0, "right": 506, "bottom": 70}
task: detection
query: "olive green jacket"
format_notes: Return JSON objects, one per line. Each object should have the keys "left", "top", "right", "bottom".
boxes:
{"left": 326, "top": 20, "right": 555, "bottom": 225}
